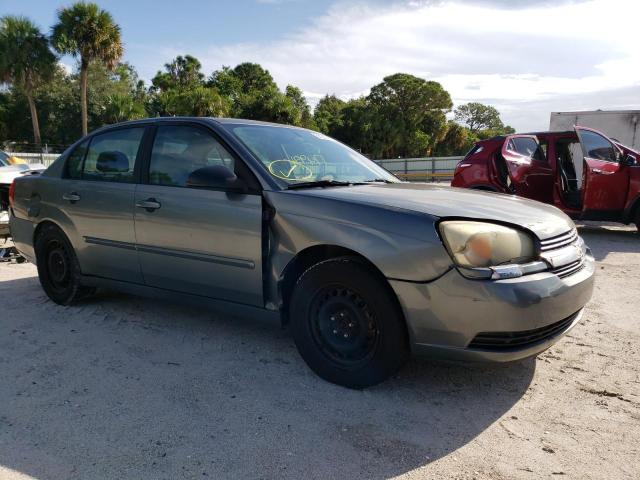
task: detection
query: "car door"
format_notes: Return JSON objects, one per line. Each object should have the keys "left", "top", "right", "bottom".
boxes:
{"left": 500, "top": 134, "right": 553, "bottom": 202}
{"left": 575, "top": 127, "right": 630, "bottom": 212}
{"left": 134, "top": 124, "right": 264, "bottom": 306}
{"left": 60, "top": 126, "right": 147, "bottom": 282}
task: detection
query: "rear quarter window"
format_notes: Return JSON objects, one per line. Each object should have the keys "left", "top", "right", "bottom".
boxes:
{"left": 65, "top": 139, "right": 90, "bottom": 179}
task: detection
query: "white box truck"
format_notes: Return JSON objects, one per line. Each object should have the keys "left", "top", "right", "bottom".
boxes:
{"left": 550, "top": 110, "right": 640, "bottom": 150}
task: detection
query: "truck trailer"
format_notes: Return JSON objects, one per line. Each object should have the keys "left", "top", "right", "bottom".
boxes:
{"left": 550, "top": 110, "right": 640, "bottom": 150}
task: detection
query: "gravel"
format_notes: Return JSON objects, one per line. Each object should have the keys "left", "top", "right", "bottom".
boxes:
{"left": 0, "top": 222, "right": 638, "bottom": 479}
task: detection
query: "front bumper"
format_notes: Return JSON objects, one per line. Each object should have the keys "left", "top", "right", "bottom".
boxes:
{"left": 390, "top": 254, "right": 595, "bottom": 362}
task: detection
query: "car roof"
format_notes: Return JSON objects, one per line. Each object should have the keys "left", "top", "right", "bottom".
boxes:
{"left": 481, "top": 130, "right": 575, "bottom": 143}
{"left": 92, "top": 117, "right": 302, "bottom": 132}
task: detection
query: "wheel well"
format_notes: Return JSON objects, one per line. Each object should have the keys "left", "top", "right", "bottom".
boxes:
{"left": 278, "top": 245, "right": 406, "bottom": 329}
{"left": 32, "top": 221, "right": 66, "bottom": 257}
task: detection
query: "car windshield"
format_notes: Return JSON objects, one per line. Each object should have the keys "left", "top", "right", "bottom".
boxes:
{"left": 0, "top": 151, "right": 8, "bottom": 167}
{"left": 227, "top": 124, "right": 399, "bottom": 186}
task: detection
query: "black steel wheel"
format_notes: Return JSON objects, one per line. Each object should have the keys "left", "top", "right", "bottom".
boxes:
{"left": 289, "top": 257, "right": 409, "bottom": 388}
{"left": 309, "top": 285, "right": 380, "bottom": 368}
{"left": 35, "top": 224, "right": 95, "bottom": 305}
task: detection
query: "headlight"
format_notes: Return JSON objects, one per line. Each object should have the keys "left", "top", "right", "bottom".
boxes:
{"left": 439, "top": 221, "right": 544, "bottom": 279}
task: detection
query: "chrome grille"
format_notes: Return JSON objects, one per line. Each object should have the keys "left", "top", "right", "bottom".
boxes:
{"left": 551, "top": 259, "right": 585, "bottom": 278}
{"left": 540, "top": 229, "right": 578, "bottom": 252}
{"left": 539, "top": 228, "right": 587, "bottom": 279}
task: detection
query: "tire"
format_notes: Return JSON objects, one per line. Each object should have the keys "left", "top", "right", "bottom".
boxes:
{"left": 289, "top": 257, "right": 409, "bottom": 388}
{"left": 34, "top": 224, "right": 95, "bottom": 305}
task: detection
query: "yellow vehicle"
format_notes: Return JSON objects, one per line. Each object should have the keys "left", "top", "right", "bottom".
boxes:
{"left": 1, "top": 150, "right": 45, "bottom": 239}
{"left": 0, "top": 150, "right": 27, "bottom": 166}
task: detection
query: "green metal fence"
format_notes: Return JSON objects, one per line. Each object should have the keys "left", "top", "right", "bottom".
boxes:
{"left": 374, "top": 156, "right": 463, "bottom": 181}
{"left": 15, "top": 152, "right": 464, "bottom": 182}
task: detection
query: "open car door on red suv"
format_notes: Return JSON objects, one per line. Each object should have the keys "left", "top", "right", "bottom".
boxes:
{"left": 575, "top": 126, "right": 630, "bottom": 215}
{"left": 499, "top": 134, "right": 554, "bottom": 203}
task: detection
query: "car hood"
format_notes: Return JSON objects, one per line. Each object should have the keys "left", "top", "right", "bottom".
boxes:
{"left": 289, "top": 183, "right": 574, "bottom": 240}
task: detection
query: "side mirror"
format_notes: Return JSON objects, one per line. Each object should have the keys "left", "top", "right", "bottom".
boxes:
{"left": 622, "top": 154, "right": 638, "bottom": 167}
{"left": 186, "top": 165, "right": 246, "bottom": 192}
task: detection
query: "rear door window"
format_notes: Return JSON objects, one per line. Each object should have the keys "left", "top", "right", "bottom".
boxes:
{"left": 82, "top": 128, "right": 145, "bottom": 183}
{"left": 509, "top": 137, "right": 545, "bottom": 162}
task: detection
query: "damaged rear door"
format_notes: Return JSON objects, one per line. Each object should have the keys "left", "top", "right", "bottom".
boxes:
{"left": 500, "top": 134, "right": 554, "bottom": 202}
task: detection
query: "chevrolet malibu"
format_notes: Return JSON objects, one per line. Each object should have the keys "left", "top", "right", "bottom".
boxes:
{"left": 9, "top": 118, "right": 595, "bottom": 388}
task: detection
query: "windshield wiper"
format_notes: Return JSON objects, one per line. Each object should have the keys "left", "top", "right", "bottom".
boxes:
{"left": 286, "top": 180, "right": 354, "bottom": 190}
{"left": 363, "top": 178, "right": 394, "bottom": 183}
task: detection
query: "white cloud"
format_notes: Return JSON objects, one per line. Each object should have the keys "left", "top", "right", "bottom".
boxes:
{"left": 58, "top": 61, "right": 73, "bottom": 75}
{"left": 147, "top": 0, "right": 640, "bottom": 131}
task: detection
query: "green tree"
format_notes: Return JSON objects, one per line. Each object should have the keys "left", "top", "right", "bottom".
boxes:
{"left": 209, "top": 62, "right": 278, "bottom": 118}
{"left": 454, "top": 102, "right": 505, "bottom": 133}
{"left": 433, "top": 121, "right": 476, "bottom": 156}
{"left": 158, "top": 86, "right": 230, "bottom": 117}
{"left": 84, "top": 62, "right": 146, "bottom": 128}
{"left": 285, "top": 85, "right": 315, "bottom": 129}
{"left": 209, "top": 62, "right": 313, "bottom": 126}
{"left": 51, "top": 2, "right": 123, "bottom": 136}
{"left": 314, "top": 94, "right": 346, "bottom": 137}
{"left": 207, "top": 66, "right": 243, "bottom": 100}
{"left": 335, "top": 98, "right": 373, "bottom": 154}
{"left": 104, "top": 93, "right": 145, "bottom": 124}
{"left": 148, "top": 55, "right": 228, "bottom": 118}
{"left": 228, "top": 62, "right": 277, "bottom": 94}
{"left": 151, "top": 55, "right": 204, "bottom": 92}
{"left": 1, "top": 64, "right": 80, "bottom": 147}
{"left": 0, "top": 15, "right": 56, "bottom": 145}
{"left": 367, "top": 73, "right": 452, "bottom": 158}
{"left": 1, "top": 62, "right": 148, "bottom": 146}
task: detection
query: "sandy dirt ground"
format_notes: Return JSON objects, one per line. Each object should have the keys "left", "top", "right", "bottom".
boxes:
{"left": 0, "top": 222, "right": 638, "bottom": 480}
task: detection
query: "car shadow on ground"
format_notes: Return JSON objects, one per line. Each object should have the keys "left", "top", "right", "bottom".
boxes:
{"left": 576, "top": 222, "right": 639, "bottom": 261}
{"left": 0, "top": 274, "right": 535, "bottom": 480}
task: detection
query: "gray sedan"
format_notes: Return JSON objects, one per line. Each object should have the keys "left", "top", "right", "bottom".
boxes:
{"left": 9, "top": 118, "right": 595, "bottom": 388}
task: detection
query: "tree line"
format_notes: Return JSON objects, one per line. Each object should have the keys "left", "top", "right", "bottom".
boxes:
{"left": 0, "top": 2, "right": 514, "bottom": 157}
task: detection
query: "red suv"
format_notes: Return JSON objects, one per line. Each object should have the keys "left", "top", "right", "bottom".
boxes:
{"left": 451, "top": 126, "right": 640, "bottom": 230}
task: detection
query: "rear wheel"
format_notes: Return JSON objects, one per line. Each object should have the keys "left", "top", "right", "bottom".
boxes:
{"left": 289, "top": 257, "right": 409, "bottom": 388}
{"left": 34, "top": 224, "right": 95, "bottom": 305}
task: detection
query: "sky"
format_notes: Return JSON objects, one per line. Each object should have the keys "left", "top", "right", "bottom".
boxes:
{"left": 1, "top": 0, "right": 639, "bottom": 131}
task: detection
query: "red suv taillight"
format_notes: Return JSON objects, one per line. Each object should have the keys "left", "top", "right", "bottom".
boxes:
{"left": 8, "top": 179, "right": 16, "bottom": 209}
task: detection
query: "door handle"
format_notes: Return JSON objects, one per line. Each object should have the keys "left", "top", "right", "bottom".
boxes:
{"left": 62, "top": 192, "right": 80, "bottom": 203}
{"left": 136, "top": 198, "right": 161, "bottom": 212}
{"left": 591, "top": 168, "right": 603, "bottom": 174}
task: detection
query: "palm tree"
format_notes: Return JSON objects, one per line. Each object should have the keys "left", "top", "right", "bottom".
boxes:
{"left": 51, "top": 2, "right": 123, "bottom": 136}
{"left": 0, "top": 16, "right": 56, "bottom": 145}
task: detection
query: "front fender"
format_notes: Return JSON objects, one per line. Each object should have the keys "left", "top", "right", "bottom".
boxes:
{"left": 264, "top": 191, "right": 452, "bottom": 305}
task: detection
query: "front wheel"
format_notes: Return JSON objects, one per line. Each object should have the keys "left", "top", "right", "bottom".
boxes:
{"left": 34, "top": 224, "right": 95, "bottom": 305}
{"left": 289, "top": 257, "right": 409, "bottom": 388}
